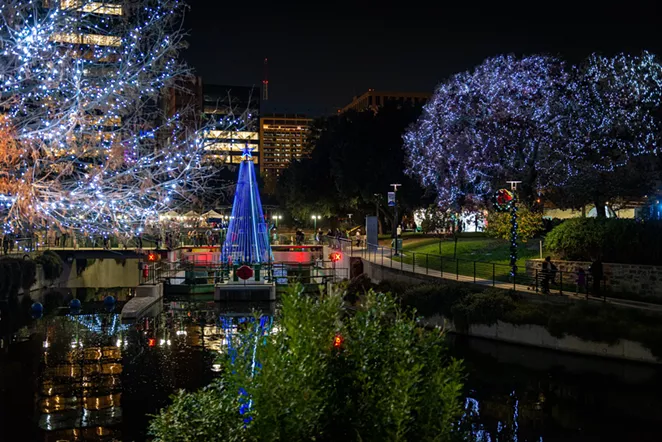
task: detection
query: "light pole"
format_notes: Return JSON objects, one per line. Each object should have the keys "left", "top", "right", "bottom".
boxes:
{"left": 390, "top": 184, "right": 401, "bottom": 256}
{"left": 311, "top": 215, "right": 320, "bottom": 231}
{"left": 272, "top": 214, "right": 282, "bottom": 228}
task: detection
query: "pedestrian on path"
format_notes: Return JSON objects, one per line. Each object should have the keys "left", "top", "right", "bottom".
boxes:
{"left": 590, "top": 258, "right": 603, "bottom": 297}
{"left": 576, "top": 268, "right": 587, "bottom": 297}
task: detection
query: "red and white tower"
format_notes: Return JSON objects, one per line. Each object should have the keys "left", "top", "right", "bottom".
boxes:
{"left": 262, "top": 58, "right": 269, "bottom": 101}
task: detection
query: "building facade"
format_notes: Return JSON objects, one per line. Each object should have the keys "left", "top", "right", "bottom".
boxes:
{"left": 259, "top": 114, "right": 313, "bottom": 177}
{"left": 202, "top": 84, "right": 260, "bottom": 166}
{"left": 339, "top": 89, "right": 430, "bottom": 114}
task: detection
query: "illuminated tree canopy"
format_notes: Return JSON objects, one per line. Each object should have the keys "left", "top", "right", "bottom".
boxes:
{"left": 0, "top": 0, "right": 230, "bottom": 236}
{"left": 404, "top": 52, "right": 662, "bottom": 215}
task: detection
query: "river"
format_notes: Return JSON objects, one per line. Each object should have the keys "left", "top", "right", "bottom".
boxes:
{"left": 1, "top": 290, "right": 660, "bottom": 441}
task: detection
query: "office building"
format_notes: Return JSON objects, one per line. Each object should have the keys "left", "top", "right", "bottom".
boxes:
{"left": 339, "top": 89, "right": 430, "bottom": 114}
{"left": 259, "top": 114, "right": 313, "bottom": 177}
{"left": 202, "top": 84, "right": 261, "bottom": 166}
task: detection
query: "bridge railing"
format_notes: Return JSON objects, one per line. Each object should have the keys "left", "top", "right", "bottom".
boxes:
{"left": 139, "top": 259, "right": 349, "bottom": 286}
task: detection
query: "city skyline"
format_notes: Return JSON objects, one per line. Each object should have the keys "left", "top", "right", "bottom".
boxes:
{"left": 184, "top": 3, "right": 661, "bottom": 116}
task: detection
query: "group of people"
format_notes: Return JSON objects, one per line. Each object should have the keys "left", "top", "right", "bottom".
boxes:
{"left": 1, "top": 233, "right": 15, "bottom": 255}
{"left": 540, "top": 256, "right": 604, "bottom": 297}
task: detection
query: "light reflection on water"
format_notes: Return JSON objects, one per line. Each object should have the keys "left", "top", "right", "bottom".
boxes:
{"left": 1, "top": 292, "right": 662, "bottom": 441}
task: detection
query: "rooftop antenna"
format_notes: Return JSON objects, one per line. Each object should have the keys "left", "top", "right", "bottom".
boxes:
{"left": 262, "top": 58, "right": 269, "bottom": 101}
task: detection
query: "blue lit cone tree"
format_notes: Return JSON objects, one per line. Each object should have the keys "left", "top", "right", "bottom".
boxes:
{"left": 221, "top": 147, "right": 272, "bottom": 265}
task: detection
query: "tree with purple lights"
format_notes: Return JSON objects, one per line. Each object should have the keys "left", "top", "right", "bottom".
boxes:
{"left": 550, "top": 52, "right": 662, "bottom": 217}
{"left": 404, "top": 55, "right": 568, "bottom": 209}
{"left": 405, "top": 52, "right": 662, "bottom": 216}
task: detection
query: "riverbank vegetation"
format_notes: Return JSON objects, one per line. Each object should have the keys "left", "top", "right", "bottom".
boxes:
{"left": 372, "top": 279, "right": 662, "bottom": 359}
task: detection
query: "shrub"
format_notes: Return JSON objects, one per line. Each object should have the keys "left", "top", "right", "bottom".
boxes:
{"left": 149, "top": 285, "right": 466, "bottom": 441}
{"left": 450, "top": 289, "right": 517, "bottom": 332}
{"left": 486, "top": 207, "right": 543, "bottom": 241}
{"left": 0, "top": 257, "right": 37, "bottom": 297}
{"left": 398, "top": 282, "right": 471, "bottom": 318}
{"left": 35, "top": 250, "right": 64, "bottom": 280}
{"left": 387, "top": 280, "right": 662, "bottom": 359}
{"left": 545, "top": 218, "right": 662, "bottom": 264}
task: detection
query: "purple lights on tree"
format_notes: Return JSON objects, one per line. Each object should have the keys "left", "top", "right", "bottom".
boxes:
{"left": 404, "top": 52, "right": 662, "bottom": 214}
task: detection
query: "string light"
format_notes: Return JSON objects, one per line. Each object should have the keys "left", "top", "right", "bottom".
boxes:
{"left": 0, "top": 0, "right": 247, "bottom": 236}
{"left": 404, "top": 53, "right": 662, "bottom": 209}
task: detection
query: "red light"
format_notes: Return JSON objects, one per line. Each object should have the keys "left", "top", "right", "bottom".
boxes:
{"left": 333, "top": 334, "right": 343, "bottom": 348}
{"left": 148, "top": 253, "right": 156, "bottom": 261}
{"left": 148, "top": 338, "right": 156, "bottom": 347}
{"left": 329, "top": 252, "right": 342, "bottom": 263}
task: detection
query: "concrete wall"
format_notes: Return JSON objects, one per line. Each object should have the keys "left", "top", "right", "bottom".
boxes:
{"left": 362, "top": 259, "right": 443, "bottom": 285}
{"left": 424, "top": 315, "right": 658, "bottom": 364}
{"left": 526, "top": 259, "right": 662, "bottom": 299}
{"left": 61, "top": 258, "right": 140, "bottom": 288}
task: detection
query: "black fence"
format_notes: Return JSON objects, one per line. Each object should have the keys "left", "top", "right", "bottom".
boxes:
{"left": 326, "top": 237, "right": 606, "bottom": 299}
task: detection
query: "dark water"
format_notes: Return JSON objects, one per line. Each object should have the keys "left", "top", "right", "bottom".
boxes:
{"left": 1, "top": 291, "right": 661, "bottom": 441}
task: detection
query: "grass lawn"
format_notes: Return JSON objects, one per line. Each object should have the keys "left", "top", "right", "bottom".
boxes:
{"left": 388, "top": 237, "right": 541, "bottom": 284}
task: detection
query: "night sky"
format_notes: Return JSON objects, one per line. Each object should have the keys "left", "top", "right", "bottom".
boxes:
{"left": 184, "top": 3, "right": 661, "bottom": 116}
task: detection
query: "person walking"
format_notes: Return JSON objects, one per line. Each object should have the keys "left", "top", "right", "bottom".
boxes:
{"left": 541, "top": 256, "right": 553, "bottom": 295}
{"left": 576, "top": 268, "right": 587, "bottom": 297}
{"left": 589, "top": 258, "right": 603, "bottom": 297}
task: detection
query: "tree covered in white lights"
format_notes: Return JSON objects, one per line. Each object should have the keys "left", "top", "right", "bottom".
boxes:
{"left": 0, "top": 0, "right": 225, "bottom": 238}
{"left": 405, "top": 52, "right": 662, "bottom": 216}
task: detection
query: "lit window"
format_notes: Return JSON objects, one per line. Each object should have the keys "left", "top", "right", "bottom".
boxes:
{"left": 51, "top": 32, "right": 121, "bottom": 47}
{"left": 61, "top": 0, "right": 123, "bottom": 15}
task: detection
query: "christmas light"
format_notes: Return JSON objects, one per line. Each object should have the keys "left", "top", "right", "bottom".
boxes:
{"left": 0, "top": 0, "right": 248, "bottom": 236}
{"left": 404, "top": 53, "right": 662, "bottom": 209}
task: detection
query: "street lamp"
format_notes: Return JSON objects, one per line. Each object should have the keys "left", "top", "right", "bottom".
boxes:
{"left": 390, "top": 184, "right": 401, "bottom": 256}
{"left": 311, "top": 215, "right": 321, "bottom": 231}
{"left": 272, "top": 214, "right": 282, "bottom": 228}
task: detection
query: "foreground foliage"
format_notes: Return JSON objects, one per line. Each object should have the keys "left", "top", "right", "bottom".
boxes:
{"left": 149, "top": 286, "right": 466, "bottom": 442}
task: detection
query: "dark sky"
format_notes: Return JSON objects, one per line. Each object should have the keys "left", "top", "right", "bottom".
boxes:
{"left": 183, "top": 2, "right": 661, "bottom": 116}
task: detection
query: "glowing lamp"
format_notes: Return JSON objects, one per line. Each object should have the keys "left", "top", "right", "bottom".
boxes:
{"left": 333, "top": 334, "right": 344, "bottom": 348}
{"left": 329, "top": 252, "right": 342, "bottom": 263}
{"left": 147, "top": 253, "right": 157, "bottom": 262}
{"left": 148, "top": 338, "right": 156, "bottom": 347}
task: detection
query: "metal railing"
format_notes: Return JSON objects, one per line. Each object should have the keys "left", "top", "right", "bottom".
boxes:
{"left": 139, "top": 259, "right": 349, "bottom": 287}
{"left": 326, "top": 237, "right": 606, "bottom": 299}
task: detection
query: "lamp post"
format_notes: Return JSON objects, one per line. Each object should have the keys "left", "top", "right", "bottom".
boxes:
{"left": 272, "top": 214, "right": 282, "bottom": 228}
{"left": 311, "top": 215, "right": 320, "bottom": 231}
{"left": 390, "top": 184, "right": 401, "bottom": 256}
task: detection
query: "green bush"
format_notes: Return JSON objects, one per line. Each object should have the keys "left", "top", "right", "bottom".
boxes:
{"left": 486, "top": 207, "right": 543, "bottom": 241}
{"left": 395, "top": 281, "right": 662, "bottom": 359}
{"left": 0, "top": 257, "right": 37, "bottom": 297}
{"left": 150, "top": 285, "right": 466, "bottom": 441}
{"left": 450, "top": 290, "right": 517, "bottom": 332}
{"left": 398, "top": 282, "right": 472, "bottom": 318}
{"left": 35, "top": 250, "right": 64, "bottom": 280}
{"left": 545, "top": 218, "right": 662, "bottom": 264}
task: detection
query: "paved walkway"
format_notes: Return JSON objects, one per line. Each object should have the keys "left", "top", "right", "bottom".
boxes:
{"left": 346, "top": 246, "right": 662, "bottom": 314}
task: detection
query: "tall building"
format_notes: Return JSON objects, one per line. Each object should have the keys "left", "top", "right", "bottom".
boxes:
{"left": 202, "top": 84, "right": 260, "bottom": 166}
{"left": 339, "top": 89, "right": 430, "bottom": 114}
{"left": 259, "top": 114, "right": 313, "bottom": 177}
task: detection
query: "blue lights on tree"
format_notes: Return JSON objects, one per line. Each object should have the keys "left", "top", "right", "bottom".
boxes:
{"left": 221, "top": 147, "right": 272, "bottom": 265}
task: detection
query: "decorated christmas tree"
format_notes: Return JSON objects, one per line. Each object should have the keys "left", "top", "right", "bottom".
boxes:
{"left": 221, "top": 147, "right": 272, "bottom": 264}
